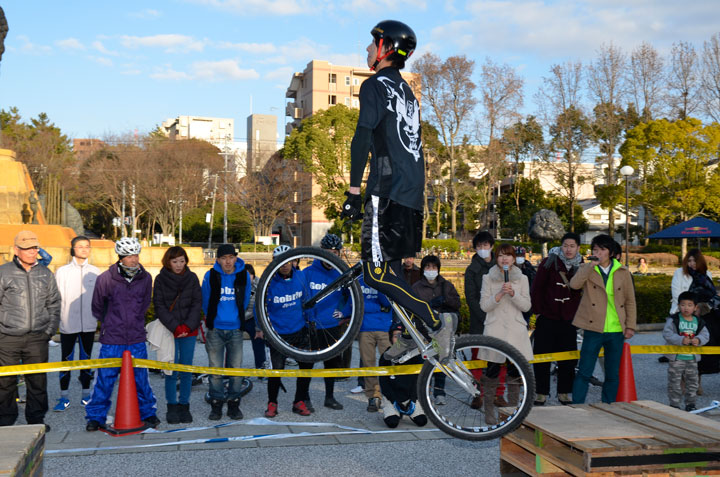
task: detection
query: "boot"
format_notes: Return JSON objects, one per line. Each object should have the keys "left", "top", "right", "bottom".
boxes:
{"left": 208, "top": 399, "right": 223, "bottom": 420}
{"left": 166, "top": 403, "right": 181, "bottom": 424}
{"left": 482, "top": 375, "right": 499, "bottom": 426}
{"left": 506, "top": 376, "right": 521, "bottom": 407}
{"left": 178, "top": 403, "right": 193, "bottom": 423}
{"left": 227, "top": 398, "right": 243, "bottom": 420}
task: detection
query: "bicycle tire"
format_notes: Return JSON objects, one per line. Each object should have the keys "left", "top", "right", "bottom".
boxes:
{"left": 203, "top": 377, "right": 253, "bottom": 403}
{"left": 417, "top": 334, "right": 534, "bottom": 441}
{"left": 255, "top": 247, "right": 364, "bottom": 362}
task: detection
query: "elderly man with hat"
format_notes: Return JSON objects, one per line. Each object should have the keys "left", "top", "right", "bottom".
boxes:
{"left": 201, "top": 243, "right": 252, "bottom": 421}
{"left": 0, "top": 231, "right": 61, "bottom": 431}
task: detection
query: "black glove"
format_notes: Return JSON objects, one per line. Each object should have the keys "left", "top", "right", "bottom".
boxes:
{"left": 340, "top": 191, "right": 362, "bottom": 220}
{"left": 429, "top": 295, "right": 445, "bottom": 308}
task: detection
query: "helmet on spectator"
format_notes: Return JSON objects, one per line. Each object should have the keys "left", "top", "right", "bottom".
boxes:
{"left": 273, "top": 244, "right": 292, "bottom": 258}
{"left": 115, "top": 237, "right": 141, "bottom": 256}
{"left": 320, "top": 233, "right": 343, "bottom": 250}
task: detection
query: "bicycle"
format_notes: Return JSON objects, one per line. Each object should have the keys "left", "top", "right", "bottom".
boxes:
{"left": 255, "top": 246, "right": 535, "bottom": 441}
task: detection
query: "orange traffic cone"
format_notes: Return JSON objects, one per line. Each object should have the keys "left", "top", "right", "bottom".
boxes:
{"left": 102, "top": 350, "right": 149, "bottom": 436}
{"left": 615, "top": 343, "right": 638, "bottom": 402}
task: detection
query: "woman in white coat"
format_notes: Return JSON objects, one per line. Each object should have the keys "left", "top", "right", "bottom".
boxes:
{"left": 670, "top": 249, "right": 713, "bottom": 315}
{"left": 480, "top": 243, "right": 533, "bottom": 424}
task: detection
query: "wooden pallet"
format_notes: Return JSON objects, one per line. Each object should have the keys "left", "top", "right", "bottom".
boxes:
{"left": 500, "top": 400, "right": 720, "bottom": 476}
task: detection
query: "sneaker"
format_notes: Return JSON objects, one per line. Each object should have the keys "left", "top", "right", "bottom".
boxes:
{"left": 324, "top": 397, "right": 343, "bottom": 410}
{"left": 382, "top": 397, "right": 400, "bottom": 428}
{"left": 409, "top": 401, "right": 427, "bottom": 427}
{"left": 434, "top": 395, "right": 446, "bottom": 406}
{"left": 383, "top": 337, "right": 416, "bottom": 361}
{"left": 48, "top": 339, "right": 59, "bottom": 347}
{"left": 285, "top": 358, "right": 298, "bottom": 366}
{"left": 265, "top": 402, "right": 278, "bottom": 418}
{"left": 53, "top": 397, "right": 70, "bottom": 412}
{"left": 292, "top": 401, "right": 311, "bottom": 416}
{"left": 534, "top": 394, "right": 547, "bottom": 406}
{"left": 208, "top": 399, "right": 223, "bottom": 420}
{"left": 81, "top": 396, "right": 91, "bottom": 406}
{"left": 86, "top": 420, "right": 101, "bottom": 432}
{"left": 350, "top": 385, "right": 364, "bottom": 394}
{"left": 144, "top": 415, "right": 161, "bottom": 428}
{"left": 227, "top": 399, "right": 243, "bottom": 420}
{"left": 685, "top": 403, "right": 697, "bottom": 412}
{"left": 367, "top": 397, "right": 379, "bottom": 412}
{"left": 429, "top": 314, "right": 456, "bottom": 364}
{"left": 305, "top": 399, "right": 315, "bottom": 413}
{"left": 658, "top": 356, "right": 669, "bottom": 363}
{"left": 558, "top": 393, "right": 572, "bottom": 405}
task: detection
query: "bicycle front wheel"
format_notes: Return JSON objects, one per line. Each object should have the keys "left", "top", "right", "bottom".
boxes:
{"left": 417, "top": 335, "right": 534, "bottom": 441}
{"left": 255, "top": 247, "right": 363, "bottom": 363}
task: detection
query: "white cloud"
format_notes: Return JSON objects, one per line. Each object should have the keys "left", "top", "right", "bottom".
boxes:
{"left": 186, "top": 0, "right": 310, "bottom": 15}
{"left": 341, "top": 0, "right": 426, "bottom": 13}
{"left": 192, "top": 59, "right": 260, "bottom": 81}
{"left": 92, "top": 41, "right": 120, "bottom": 56}
{"left": 88, "top": 56, "right": 114, "bottom": 67}
{"left": 121, "top": 68, "right": 142, "bottom": 75}
{"left": 265, "top": 66, "right": 294, "bottom": 80}
{"left": 15, "top": 35, "right": 52, "bottom": 55}
{"left": 216, "top": 41, "right": 277, "bottom": 54}
{"left": 121, "top": 34, "right": 205, "bottom": 53}
{"left": 56, "top": 38, "right": 85, "bottom": 51}
{"left": 129, "top": 9, "right": 161, "bottom": 19}
{"left": 151, "top": 65, "right": 193, "bottom": 80}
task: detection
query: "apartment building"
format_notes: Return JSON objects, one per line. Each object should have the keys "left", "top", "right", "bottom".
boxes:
{"left": 247, "top": 114, "right": 278, "bottom": 173}
{"left": 284, "top": 59, "right": 421, "bottom": 246}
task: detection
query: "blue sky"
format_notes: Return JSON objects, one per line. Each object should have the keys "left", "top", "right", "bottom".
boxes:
{"left": 1, "top": 1, "right": 718, "bottom": 142}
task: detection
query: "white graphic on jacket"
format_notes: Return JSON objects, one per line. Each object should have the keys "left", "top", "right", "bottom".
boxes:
{"left": 377, "top": 76, "right": 421, "bottom": 162}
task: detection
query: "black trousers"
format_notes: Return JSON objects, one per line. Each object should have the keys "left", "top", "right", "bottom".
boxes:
{"left": 268, "top": 329, "right": 313, "bottom": 405}
{"left": 59, "top": 331, "right": 95, "bottom": 391}
{"left": 532, "top": 316, "right": 578, "bottom": 395}
{"left": 0, "top": 332, "right": 49, "bottom": 426}
{"left": 309, "top": 325, "right": 343, "bottom": 398}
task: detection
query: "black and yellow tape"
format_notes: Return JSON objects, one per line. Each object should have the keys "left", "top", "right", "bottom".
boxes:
{"left": 0, "top": 346, "right": 718, "bottom": 378}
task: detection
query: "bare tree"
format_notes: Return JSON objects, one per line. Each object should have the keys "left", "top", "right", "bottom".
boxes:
{"left": 587, "top": 43, "right": 628, "bottom": 236}
{"left": 667, "top": 41, "right": 701, "bottom": 120}
{"left": 701, "top": 33, "right": 720, "bottom": 122}
{"left": 479, "top": 58, "right": 524, "bottom": 142}
{"left": 628, "top": 42, "right": 665, "bottom": 121}
{"left": 536, "top": 61, "right": 591, "bottom": 232}
{"left": 413, "top": 53, "right": 477, "bottom": 235}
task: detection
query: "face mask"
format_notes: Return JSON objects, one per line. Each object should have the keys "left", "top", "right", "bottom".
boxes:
{"left": 424, "top": 270, "right": 438, "bottom": 281}
{"left": 476, "top": 248, "right": 491, "bottom": 259}
{"left": 516, "top": 257, "right": 525, "bottom": 265}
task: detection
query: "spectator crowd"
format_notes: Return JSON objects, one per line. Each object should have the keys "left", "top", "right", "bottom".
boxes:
{"left": 0, "top": 229, "right": 715, "bottom": 432}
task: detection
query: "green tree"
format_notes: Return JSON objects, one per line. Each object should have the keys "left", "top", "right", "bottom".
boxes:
{"left": 182, "top": 203, "right": 253, "bottom": 244}
{"left": 283, "top": 105, "right": 358, "bottom": 216}
{"left": 502, "top": 115, "right": 544, "bottom": 213}
{"left": 496, "top": 177, "right": 550, "bottom": 239}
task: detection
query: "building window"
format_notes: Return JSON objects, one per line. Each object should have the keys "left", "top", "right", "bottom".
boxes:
{"left": 352, "top": 98, "right": 359, "bottom": 108}
{"left": 353, "top": 78, "right": 360, "bottom": 86}
{"left": 345, "top": 76, "right": 350, "bottom": 86}
{"left": 345, "top": 97, "right": 351, "bottom": 106}
{"left": 329, "top": 95, "right": 336, "bottom": 105}
{"left": 329, "top": 73, "right": 337, "bottom": 84}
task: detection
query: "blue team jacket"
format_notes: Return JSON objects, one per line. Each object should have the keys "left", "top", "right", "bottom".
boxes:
{"left": 358, "top": 277, "right": 392, "bottom": 332}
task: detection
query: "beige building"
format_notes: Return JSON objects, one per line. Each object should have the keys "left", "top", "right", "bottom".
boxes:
{"left": 284, "top": 59, "right": 420, "bottom": 246}
{"left": 247, "top": 114, "right": 278, "bottom": 173}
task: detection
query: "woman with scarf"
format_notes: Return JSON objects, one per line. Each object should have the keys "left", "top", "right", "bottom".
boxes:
{"left": 530, "top": 233, "right": 583, "bottom": 405}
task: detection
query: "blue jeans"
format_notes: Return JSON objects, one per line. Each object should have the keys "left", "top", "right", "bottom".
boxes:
{"left": 205, "top": 328, "right": 244, "bottom": 401}
{"left": 572, "top": 330, "right": 624, "bottom": 404}
{"left": 165, "top": 335, "right": 196, "bottom": 405}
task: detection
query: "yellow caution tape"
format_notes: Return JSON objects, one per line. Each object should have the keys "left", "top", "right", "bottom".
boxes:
{"left": 0, "top": 346, "right": 717, "bottom": 378}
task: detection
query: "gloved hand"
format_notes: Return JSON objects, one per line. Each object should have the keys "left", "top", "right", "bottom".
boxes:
{"left": 332, "top": 310, "right": 344, "bottom": 320}
{"left": 340, "top": 191, "right": 362, "bottom": 220}
{"left": 429, "top": 295, "right": 445, "bottom": 308}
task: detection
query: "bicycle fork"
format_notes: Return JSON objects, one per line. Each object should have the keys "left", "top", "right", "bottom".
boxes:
{"left": 390, "top": 301, "right": 479, "bottom": 397}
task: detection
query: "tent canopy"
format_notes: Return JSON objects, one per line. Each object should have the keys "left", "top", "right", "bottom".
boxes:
{"left": 648, "top": 217, "right": 720, "bottom": 239}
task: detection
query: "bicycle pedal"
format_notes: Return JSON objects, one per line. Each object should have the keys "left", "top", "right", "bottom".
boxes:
{"left": 394, "top": 348, "right": 421, "bottom": 364}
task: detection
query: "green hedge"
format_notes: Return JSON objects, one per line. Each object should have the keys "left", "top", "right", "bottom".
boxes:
{"left": 632, "top": 275, "right": 671, "bottom": 324}
{"left": 422, "top": 239, "right": 460, "bottom": 252}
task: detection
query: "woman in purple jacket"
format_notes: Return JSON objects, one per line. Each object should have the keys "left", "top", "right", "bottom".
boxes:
{"left": 84, "top": 238, "right": 158, "bottom": 431}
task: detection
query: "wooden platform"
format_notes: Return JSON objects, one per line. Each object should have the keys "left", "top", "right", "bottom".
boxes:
{"left": 0, "top": 424, "right": 44, "bottom": 476}
{"left": 500, "top": 400, "right": 720, "bottom": 476}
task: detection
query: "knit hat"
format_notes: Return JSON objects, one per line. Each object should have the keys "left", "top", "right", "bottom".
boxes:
{"left": 217, "top": 244, "right": 236, "bottom": 258}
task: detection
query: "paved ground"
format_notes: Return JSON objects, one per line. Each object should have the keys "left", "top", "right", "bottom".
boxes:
{"left": 12, "top": 331, "right": 720, "bottom": 476}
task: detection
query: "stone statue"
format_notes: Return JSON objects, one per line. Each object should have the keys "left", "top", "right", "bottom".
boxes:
{"left": 528, "top": 209, "right": 565, "bottom": 257}
{"left": 21, "top": 203, "right": 31, "bottom": 224}
{"left": 29, "top": 190, "right": 39, "bottom": 224}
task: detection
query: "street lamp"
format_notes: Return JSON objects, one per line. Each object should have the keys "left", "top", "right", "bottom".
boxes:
{"left": 620, "top": 165, "right": 634, "bottom": 267}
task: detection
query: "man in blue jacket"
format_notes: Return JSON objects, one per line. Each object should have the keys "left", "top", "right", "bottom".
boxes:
{"left": 85, "top": 237, "right": 158, "bottom": 431}
{"left": 303, "top": 234, "right": 351, "bottom": 411}
{"left": 201, "top": 244, "right": 252, "bottom": 421}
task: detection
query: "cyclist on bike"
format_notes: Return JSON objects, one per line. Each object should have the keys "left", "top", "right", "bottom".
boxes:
{"left": 302, "top": 233, "right": 351, "bottom": 410}
{"left": 340, "top": 20, "right": 455, "bottom": 363}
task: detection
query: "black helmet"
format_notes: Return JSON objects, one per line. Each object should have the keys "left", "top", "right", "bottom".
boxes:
{"left": 320, "top": 233, "right": 343, "bottom": 250}
{"left": 370, "top": 20, "right": 416, "bottom": 70}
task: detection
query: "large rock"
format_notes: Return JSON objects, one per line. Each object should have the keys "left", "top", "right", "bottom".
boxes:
{"left": 528, "top": 209, "right": 565, "bottom": 242}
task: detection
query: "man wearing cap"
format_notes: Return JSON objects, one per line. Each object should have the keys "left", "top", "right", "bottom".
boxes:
{"left": 201, "top": 244, "right": 252, "bottom": 421}
{"left": 0, "top": 231, "right": 61, "bottom": 430}
{"left": 85, "top": 237, "right": 158, "bottom": 431}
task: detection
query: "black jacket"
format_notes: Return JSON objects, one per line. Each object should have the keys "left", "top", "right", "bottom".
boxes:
{"left": 153, "top": 266, "right": 202, "bottom": 334}
{"left": 464, "top": 253, "right": 495, "bottom": 334}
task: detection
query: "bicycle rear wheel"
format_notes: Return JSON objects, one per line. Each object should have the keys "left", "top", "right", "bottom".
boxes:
{"left": 255, "top": 247, "right": 363, "bottom": 363}
{"left": 417, "top": 335, "right": 534, "bottom": 441}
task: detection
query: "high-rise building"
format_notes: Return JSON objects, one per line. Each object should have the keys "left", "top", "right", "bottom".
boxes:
{"left": 284, "top": 59, "right": 420, "bottom": 246}
{"left": 246, "top": 114, "right": 278, "bottom": 173}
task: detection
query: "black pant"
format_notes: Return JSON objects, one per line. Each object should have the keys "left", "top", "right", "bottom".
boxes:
{"left": 268, "top": 329, "right": 313, "bottom": 404}
{"left": 0, "top": 332, "right": 49, "bottom": 426}
{"left": 309, "top": 326, "right": 343, "bottom": 399}
{"left": 363, "top": 260, "right": 438, "bottom": 331}
{"left": 59, "top": 331, "right": 95, "bottom": 391}
{"left": 532, "top": 316, "right": 577, "bottom": 395}
{"left": 486, "top": 362, "right": 520, "bottom": 379}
